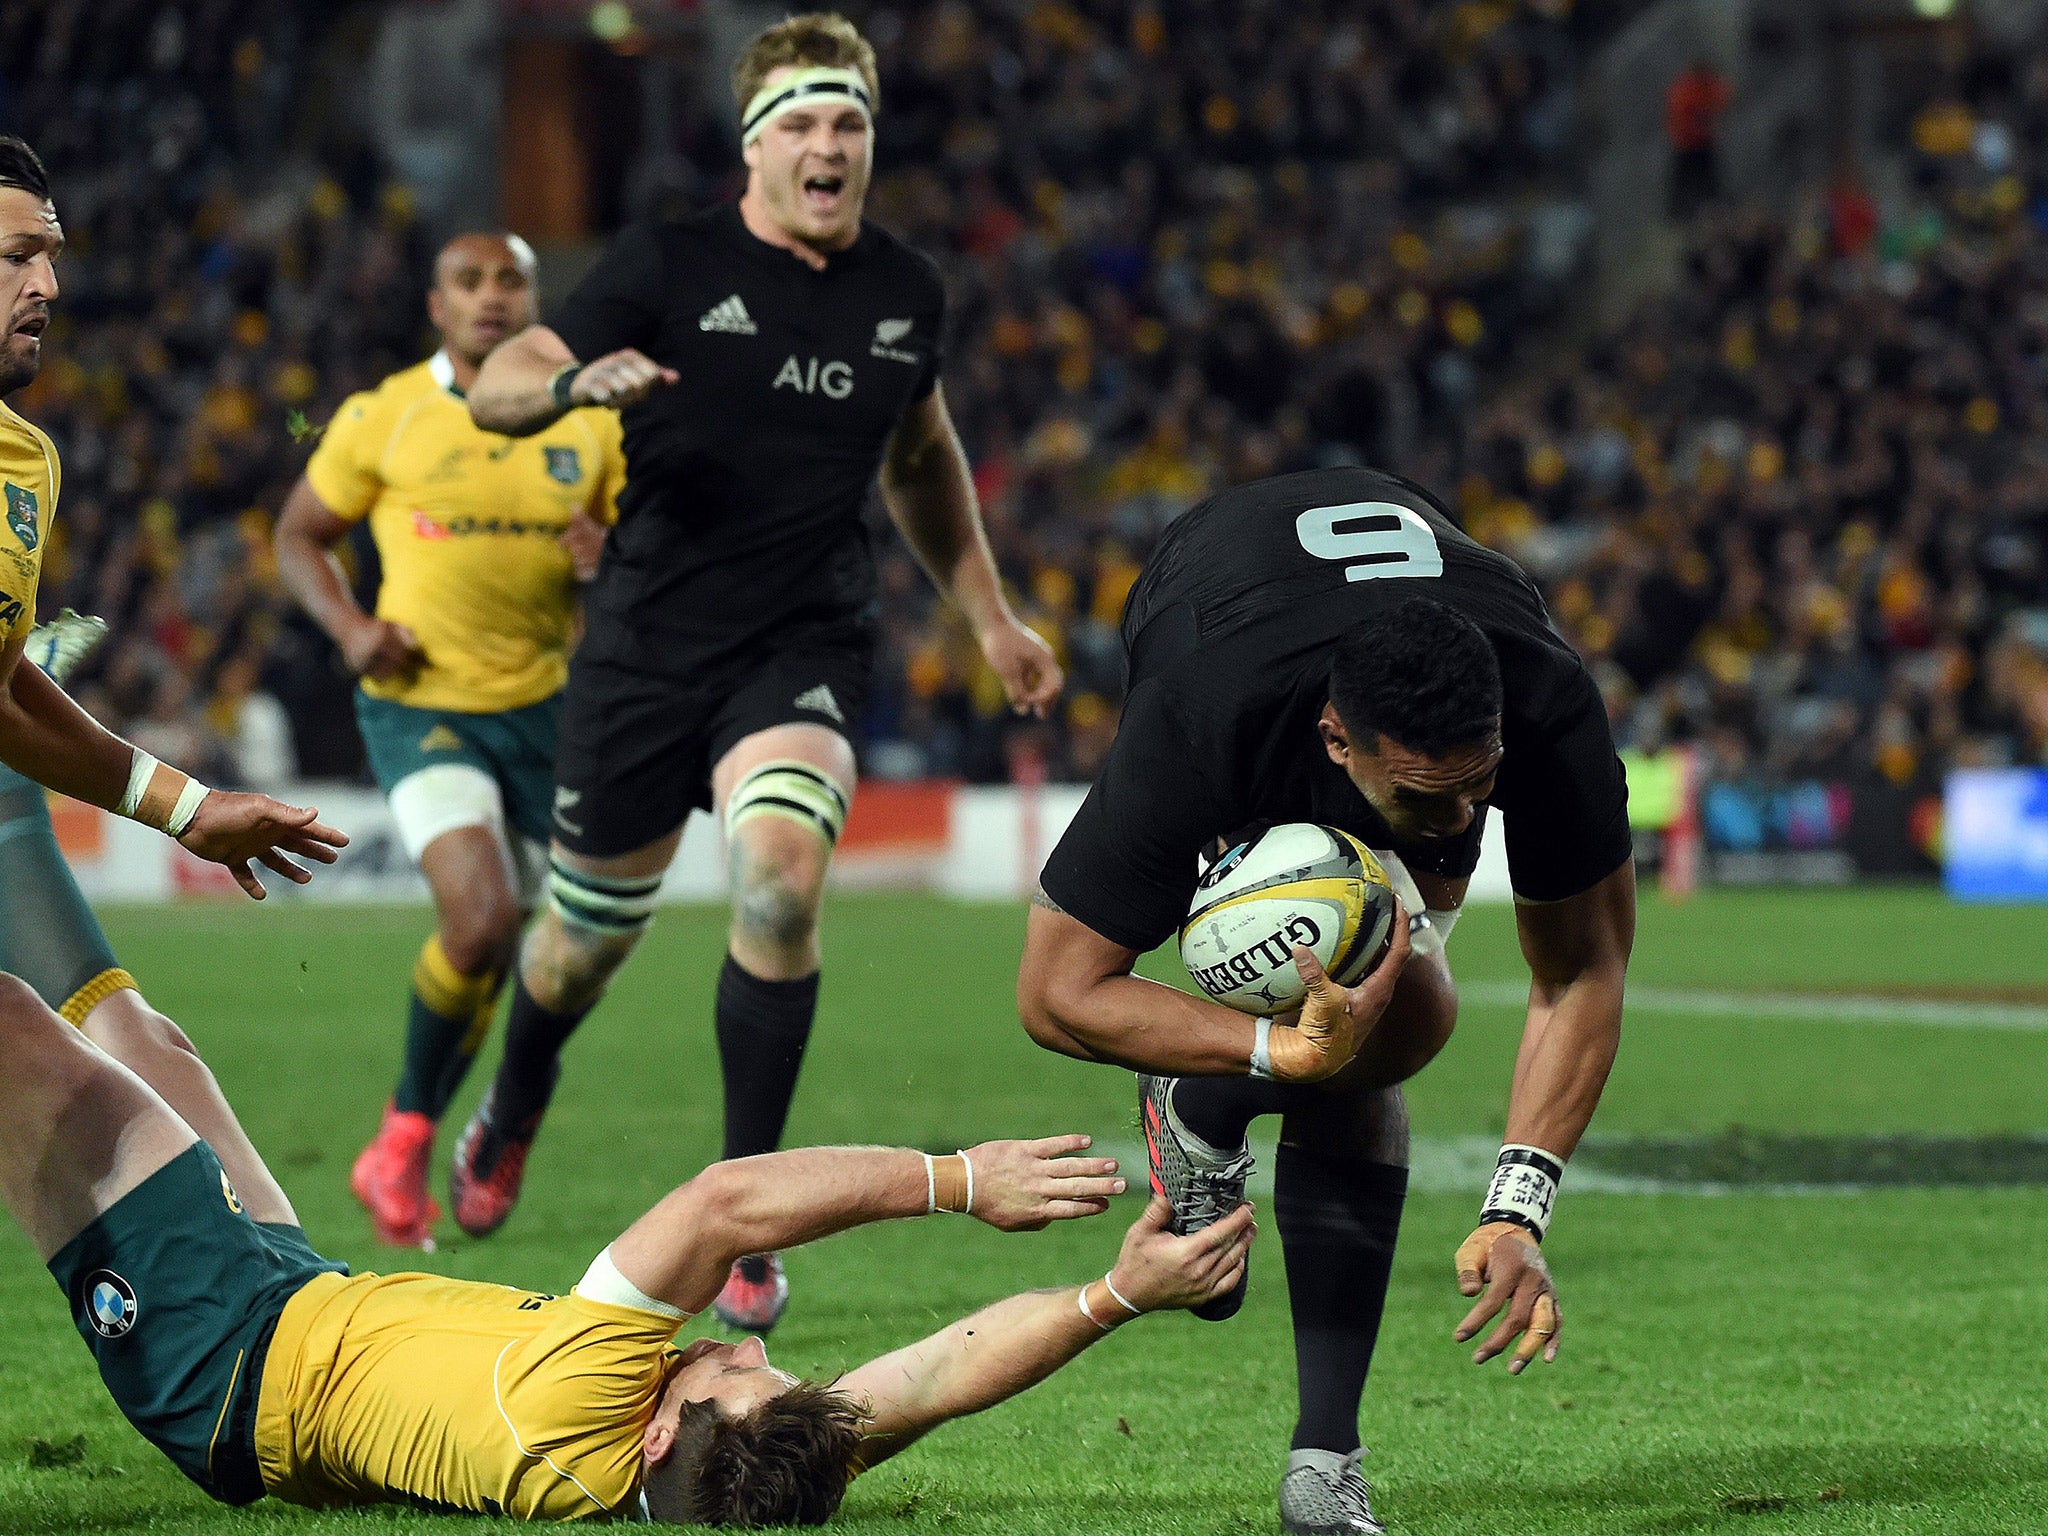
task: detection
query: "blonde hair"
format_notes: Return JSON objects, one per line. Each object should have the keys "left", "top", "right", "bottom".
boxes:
{"left": 731, "top": 13, "right": 879, "bottom": 117}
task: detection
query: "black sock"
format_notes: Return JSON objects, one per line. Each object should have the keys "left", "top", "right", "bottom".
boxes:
{"left": 1170, "top": 1074, "right": 1293, "bottom": 1151}
{"left": 1275, "top": 1142, "right": 1409, "bottom": 1454}
{"left": 489, "top": 977, "right": 588, "bottom": 1130}
{"left": 715, "top": 955, "right": 819, "bottom": 1161}
{"left": 395, "top": 997, "right": 472, "bottom": 1120}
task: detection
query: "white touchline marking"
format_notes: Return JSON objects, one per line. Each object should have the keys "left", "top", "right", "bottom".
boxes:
{"left": 1460, "top": 981, "right": 2048, "bottom": 1032}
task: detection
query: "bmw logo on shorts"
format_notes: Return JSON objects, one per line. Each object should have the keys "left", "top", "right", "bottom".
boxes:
{"left": 84, "top": 1270, "right": 138, "bottom": 1339}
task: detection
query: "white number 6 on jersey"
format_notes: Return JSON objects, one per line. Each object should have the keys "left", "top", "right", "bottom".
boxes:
{"left": 1295, "top": 502, "right": 1445, "bottom": 582}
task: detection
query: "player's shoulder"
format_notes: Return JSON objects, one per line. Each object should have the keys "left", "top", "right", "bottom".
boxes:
{"left": 856, "top": 220, "right": 946, "bottom": 306}
{"left": 0, "top": 401, "right": 57, "bottom": 474}
{"left": 335, "top": 360, "right": 437, "bottom": 427}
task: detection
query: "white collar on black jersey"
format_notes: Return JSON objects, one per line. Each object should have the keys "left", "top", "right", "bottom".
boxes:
{"left": 427, "top": 349, "right": 463, "bottom": 400}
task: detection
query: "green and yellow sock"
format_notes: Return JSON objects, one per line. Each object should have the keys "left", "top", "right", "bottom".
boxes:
{"left": 393, "top": 934, "right": 505, "bottom": 1121}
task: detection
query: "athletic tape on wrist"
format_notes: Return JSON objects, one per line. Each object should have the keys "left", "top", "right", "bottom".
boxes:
{"left": 1100, "top": 1273, "right": 1142, "bottom": 1317}
{"left": 1480, "top": 1144, "right": 1564, "bottom": 1242}
{"left": 929, "top": 1152, "right": 972, "bottom": 1214}
{"left": 118, "top": 749, "right": 210, "bottom": 836}
{"left": 164, "top": 776, "right": 208, "bottom": 837}
{"left": 1248, "top": 1017, "right": 1277, "bottom": 1080}
{"left": 1076, "top": 1286, "right": 1114, "bottom": 1331}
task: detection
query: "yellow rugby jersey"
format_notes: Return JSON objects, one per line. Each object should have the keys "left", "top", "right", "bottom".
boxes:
{"left": 305, "top": 353, "right": 624, "bottom": 713}
{"left": 0, "top": 400, "right": 58, "bottom": 648}
{"left": 255, "top": 1269, "right": 681, "bottom": 1521}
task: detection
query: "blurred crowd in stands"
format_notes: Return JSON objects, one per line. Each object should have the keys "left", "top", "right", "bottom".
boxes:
{"left": 5, "top": 1, "right": 2046, "bottom": 849}
{"left": 2, "top": 1, "right": 429, "bottom": 789}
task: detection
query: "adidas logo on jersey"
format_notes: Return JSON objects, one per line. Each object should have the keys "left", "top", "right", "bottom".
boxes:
{"left": 793, "top": 685, "right": 845, "bottom": 724}
{"left": 699, "top": 295, "right": 758, "bottom": 335}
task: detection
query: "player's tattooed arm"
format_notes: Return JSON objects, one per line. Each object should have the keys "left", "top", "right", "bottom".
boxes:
{"left": 1028, "top": 886, "right": 1065, "bottom": 915}
{"left": 467, "top": 324, "right": 676, "bottom": 436}
{"left": 838, "top": 1199, "right": 1255, "bottom": 1468}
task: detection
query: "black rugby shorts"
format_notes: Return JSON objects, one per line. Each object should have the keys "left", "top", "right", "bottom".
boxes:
{"left": 551, "top": 624, "right": 872, "bottom": 858}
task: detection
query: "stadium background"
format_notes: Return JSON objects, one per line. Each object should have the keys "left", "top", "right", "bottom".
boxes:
{"left": 12, "top": 0, "right": 2047, "bottom": 889}
{"left": 4, "top": 2, "right": 2048, "bottom": 1534}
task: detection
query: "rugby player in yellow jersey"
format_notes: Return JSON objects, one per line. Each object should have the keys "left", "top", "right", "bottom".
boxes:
{"left": 2, "top": 949, "right": 1254, "bottom": 1523}
{"left": 276, "top": 232, "right": 625, "bottom": 1248}
{"left": 0, "top": 135, "right": 344, "bottom": 894}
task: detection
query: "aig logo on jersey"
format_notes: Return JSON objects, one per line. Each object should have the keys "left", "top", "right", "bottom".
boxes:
{"left": 84, "top": 1270, "right": 138, "bottom": 1339}
{"left": 774, "top": 355, "right": 854, "bottom": 400}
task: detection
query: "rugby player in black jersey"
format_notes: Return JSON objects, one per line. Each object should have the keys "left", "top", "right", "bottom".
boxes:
{"left": 464, "top": 13, "right": 1060, "bottom": 1332}
{"left": 1018, "top": 466, "right": 1635, "bottom": 1534}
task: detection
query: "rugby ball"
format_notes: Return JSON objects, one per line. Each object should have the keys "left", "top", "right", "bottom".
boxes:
{"left": 1178, "top": 824, "right": 1397, "bottom": 1016}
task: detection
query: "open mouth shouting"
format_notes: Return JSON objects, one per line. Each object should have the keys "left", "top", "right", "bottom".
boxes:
{"left": 10, "top": 310, "right": 46, "bottom": 346}
{"left": 799, "top": 171, "right": 849, "bottom": 218}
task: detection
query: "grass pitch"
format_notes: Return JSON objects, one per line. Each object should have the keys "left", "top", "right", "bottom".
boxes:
{"left": 3, "top": 887, "right": 2046, "bottom": 1534}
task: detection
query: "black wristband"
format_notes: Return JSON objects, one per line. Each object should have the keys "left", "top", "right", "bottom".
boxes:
{"left": 548, "top": 363, "right": 581, "bottom": 410}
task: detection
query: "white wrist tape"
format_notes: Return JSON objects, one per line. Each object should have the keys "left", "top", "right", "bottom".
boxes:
{"left": 117, "top": 749, "right": 210, "bottom": 837}
{"left": 1248, "top": 1017, "right": 1277, "bottom": 1080}
{"left": 1100, "top": 1273, "right": 1142, "bottom": 1317}
{"left": 957, "top": 1149, "right": 974, "bottom": 1216}
{"left": 166, "top": 777, "right": 208, "bottom": 837}
{"left": 1077, "top": 1287, "right": 1114, "bottom": 1331}
{"left": 922, "top": 1151, "right": 937, "bottom": 1214}
{"left": 1480, "top": 1144, "right": 1564, "bottom": 1242}
{"left": 117, "top": 750, "right": 156, "bottom": 818}
{"left": 574, "top": 1244, "right": 686, "bottom": 1320}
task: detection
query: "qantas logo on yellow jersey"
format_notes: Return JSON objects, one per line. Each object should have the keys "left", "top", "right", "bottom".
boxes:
{"left": 408, "top": 509, "right": 570, "bottom": 541}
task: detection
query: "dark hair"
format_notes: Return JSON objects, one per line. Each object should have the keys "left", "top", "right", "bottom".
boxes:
{"left": 650, "top": 1380, "right": 865, "bottom": 1527}
{"left": 0, "top": 137, "right": 49, "bottom": 200}
{"left": 1328, "top": 596, "right": 1502, "bottom": 756}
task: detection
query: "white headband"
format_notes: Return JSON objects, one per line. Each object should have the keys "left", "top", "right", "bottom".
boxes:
{"left": 740, "top": 66, "right": 874, "bottom": 146}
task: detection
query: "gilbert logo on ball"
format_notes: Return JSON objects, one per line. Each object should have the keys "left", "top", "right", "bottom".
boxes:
{"left": 84, "top": 1270, "right": 138, "bottom": 1339}
{"left": 1179, "top": 824, "right": 1397, "bottom": 1016}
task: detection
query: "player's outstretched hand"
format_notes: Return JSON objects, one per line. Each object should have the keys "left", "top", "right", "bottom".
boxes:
{"left": 963, "top": 1133, "right": 1126, "bottom": 1232}
{"left": 1453, "top": 1221, "right": 1561, "bottom": 1375}
{"left": 1107, "top": 1195, "right": 1256, "bottom": 1313}
{"left": 177, "top": 792, "right": 349, "bottom": 900}
{"left": 571, "top": 348, "right": 678, "bottom": 410}
{"left": 1266, "top": 899, "right": 1411, "bottom": 1083}
{"left": 979, "top": 617, "right": 1063, "bottom": 718}
{"left": 341, "top": 617, "right": 424, "bottom": 683}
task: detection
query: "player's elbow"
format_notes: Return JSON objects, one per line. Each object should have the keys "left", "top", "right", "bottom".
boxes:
{"left": 1015, "top": 972, "right": 1098, "bottom": 1062}
{"left": 672, "top": 1160, "right": 758, "bottom": 1260}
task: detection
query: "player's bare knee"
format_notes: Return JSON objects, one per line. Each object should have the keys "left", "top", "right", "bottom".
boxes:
{"left": 440, "top": 890, "right": 523, "bottom": 977}
{"left": 733, "top": 865, "right": 820, "bottom": 955}
{"left": 0, "top": 971, "right": 46, "bottom": 1025}
{"left": 521, "top": 911, "right": 635, "bottom": 1014}
{"left": 535, "top": 854, "right": 660, "bottom": 1008}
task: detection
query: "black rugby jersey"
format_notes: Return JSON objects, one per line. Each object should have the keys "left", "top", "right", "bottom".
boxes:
{"left": 551, "top": 203, "right": 945, "bottom": 674}
{"left": 1040, "top": 466, "right": 1631, "bottom": 953}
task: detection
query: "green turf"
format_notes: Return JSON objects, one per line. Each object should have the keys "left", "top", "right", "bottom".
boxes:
{"left": 3, "top": 888, "right": 2046, "bottom": 1533}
